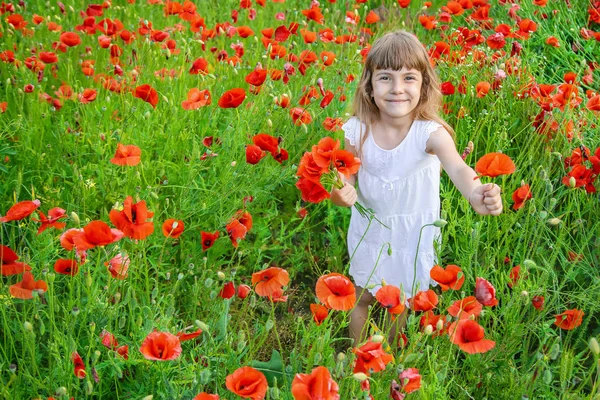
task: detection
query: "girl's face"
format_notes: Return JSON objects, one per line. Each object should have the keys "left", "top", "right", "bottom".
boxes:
{"left": 370, "top": 67, "right": 422, "bottom": 123}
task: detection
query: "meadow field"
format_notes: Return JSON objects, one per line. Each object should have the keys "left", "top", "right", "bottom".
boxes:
{"left": 1, "top": 0, "right": 599, "bottom": 398}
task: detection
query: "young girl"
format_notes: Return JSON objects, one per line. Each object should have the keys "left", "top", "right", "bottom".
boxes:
{"left": 330, "top": 31, "right": 503, "bottom": 345}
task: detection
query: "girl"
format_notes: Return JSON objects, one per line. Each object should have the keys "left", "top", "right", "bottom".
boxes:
{"left": 330, "top": 31, "right": 503, "bottom": 345}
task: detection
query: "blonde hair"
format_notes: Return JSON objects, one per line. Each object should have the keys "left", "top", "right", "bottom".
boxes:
{"left": 351, "top": 30, "right": 454, "bottom": 154}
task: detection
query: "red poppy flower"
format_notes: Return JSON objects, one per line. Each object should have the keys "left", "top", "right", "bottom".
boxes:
{"left": 109, "top": 196, "right": 155, "bottom": 240}
{"left": 333, "top": 150, "right": 361, "bottom": 179}
{"left": 271, "top": 148, "right": 288, "bottom": 164}
{"left": 398, "top": 368, "right": 421, "bottom": 393}
{"left": 1, "top": 199, "right": 41, "bottom": 223}
{"left": 507, "top": 265, "right": 522, "bottom": 288}
{"left": 219, "top": 281, "right": 236, "bottom": 299}
{"left": 54, "top": 258, "right": 79, "bottom": 276}
{"left": 252, "top": 133, "right": 279, "bottom": 153}
{"left": 139, "top": 331, "right": 182, "bottom": 361}
{"left": 251, "top": 266, "right": 290, "bottom": 298}
{"left": 193, "top": 393, "right": 219, "bottom": 400}
{"left": 201, "top": 231, "right": 219, "bottom": 251}
{"left": 9, "top": 271, "right": 48, "bottom": 300}
{"left": 448, "top": 319, "right": 496, "bottom": 354}
{"left": 315, "top": 273, "right": 356, "bottom": 311}
{"left": 447, "top": 296, "right": 482, "bottom": 319}
{"left": 475, "top": 153, "right": 516, "bottom": 178}
{"left": 226, "top": 366, "right": 268, "bottom": 400}
{"left": 290, "top": 107, "right": 313, "bottom": 125}
{"left": 297, "top": 152, "right": 328, "bottom": 181}
{"left": 182, "top": 88, "right": 211, "bottom": 110}
{"left": 323, "top": 117, "right": 343, "bottom": 132}
{"left": 100, "top": 329, "right": 119, "bottom": 350}
{"left": 531, "top": 295, "right": 545, "bottom": 310}
{"left": 246, "top": 145, "right": 266, "bottom": 165}
{"left": 78, "top": 88, "right": 97, "bottom": 104}
{"left": 105, "top": 253, "right": 130, "bottom": 279}
{"left": 512, "top": 184, "right": 532, "bottom": 210}
{"left": 353, "top": 339, "right": 393, "bottom": 375}
{"left": 110, "top": 144, "right": 142, "bottom": 166}
{"left": 475, "top": 277, "right": 499, "bottom": 306}
{"left": 73, "top": 220, "right": 124, "bottom": 251}
{"left": 296, "top": 178, "right": 330, "bottom": 203}
{"left": 554, "top": 309, "right": 584, "bottom": 330}
{"left": 72, "top": 351, "right": 87, "bottom": 378}
{"left": 409, "top": 289, "right": 438, "bottom": 311}
{"left": 162, "top": 219, "right": 184, "bottom": 238}
{"left": 60, "top": 32, "right": 81, "bottom": 47}
{"left": 430, "top": 264, "right": 464, "bottom": 291}
{"left": 189, "top": 57, "right": 208, "bottom": 75}
{"left": 475, "top": 81, "right": 491, "bottom": 98}
{"left": 176, "top": 328, "right": 203, "bottom": 342}
{"left": 587, "top": 94, "right": 600, "bottom": 112}
{"left": 245, "top": 68, "right": 267, "bottom": 87}
{"left": 32, "top": 207, "right": 67, "bottom": 234}
{"left": 310, "top": 303, "right": 329, "bottom": 325}
{"left": 218, "top": 88, "right": 246, "bottom": 108}
{"left": 375, "top": 285, "right": 406, "bottom": 318}
{"left": 291, "top": 366, "right": 339, "bottom": 400}
{"left": 134, "top": 84, "right": 159, "bottom": 108}
{"left": 301, "top": 5, "right": 324, "bottom": 24}
{"left": 0, "top": 245, "right": 32, "bottom": 276}
{"left": 237, "top": 284, "right": 251, "bottom": 299}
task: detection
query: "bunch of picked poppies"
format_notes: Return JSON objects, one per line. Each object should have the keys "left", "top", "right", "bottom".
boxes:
{"left": 296, "top": 136, "right": 384, "bottom": 224}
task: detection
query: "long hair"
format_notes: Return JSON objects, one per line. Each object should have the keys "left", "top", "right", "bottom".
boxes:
{"left": 351, "top": 31, "right": 454, "bottom": 155}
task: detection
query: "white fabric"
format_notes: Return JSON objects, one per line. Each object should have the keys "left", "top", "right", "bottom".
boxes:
{"left": 342, "top": 117, "right": 442, "bottom": 298}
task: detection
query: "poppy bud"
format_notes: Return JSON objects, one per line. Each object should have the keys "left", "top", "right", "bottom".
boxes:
{"left": 93, "top": 350, "right": 101, "bottom": 363}
{"left": 86, "top": 273, "right": 93, "bottom": 287}
{"left": 522, "top": 259, "right": 537, "bottom": 269}
{"left": 336, "top": 352, "right": 346, "bottom": 362}
{"left": 56, "top": 387, "right": 68, "bottom": 396}
{"left": 195, "top": 320, "right": 209, "bottom": 332}
{"left": 589, "top": 337, "right": 600, "bottom": 355}
{"left": 71, "top": 211, "right": 80, "bottom": 225}
{"left": 269, "top": 387, "right": 281, "bottom": 399}
{"left": 539, "top": 211, "right": 547, "bottom": 219}
{"left": 543, "top": 370, "right": 553, "bottom": 384}
{"left": 372, "top": 334, "right": 385, "bottom": 343}
{"left": 424, "top": 324, "right": 434, "bottom": 335}
{"left": 141, "top": 395, "right": 153, "bottom": 400}
{"left": 549, "top": 343, "right": 560, "bottom": 360}
{"left": 85, "top": 380, "right": 93, "bottom": 395}
{"left": 216, "top": 271, "right": 225, "bottom": 280}
{"left": 353, "top": 372, "right": 369, "bottom": 382}
{"left": 265, "top": 318, "right": 274, "bottom": 331}
{"left": 436, "top": 319, "right": 444, "bottom": 331}
{"left": 433, "top": 219, "right": 448, "bottom": 228}
{"left": 521, "top": 290, "right": 529, "bottom": 297}
{"left": 267, "top": 119, "right": 272, "bottom": 127}
{"left": 9, "top": 364, "right": 16, "bottom": 374}
{"left": 569, "top": 176, "right": 576, "bottom": 188}
{"left": 547, "top": 218, "right": 562, "bottom": 226}
{"left": 23, "top": 321, "right": 33, "bottom": 332}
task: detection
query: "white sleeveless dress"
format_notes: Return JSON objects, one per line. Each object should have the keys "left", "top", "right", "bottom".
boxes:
{"left": 343, "top": 117, "right": 442, "bottom": 298}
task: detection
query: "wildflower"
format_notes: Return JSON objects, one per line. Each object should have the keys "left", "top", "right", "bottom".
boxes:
{"left": 315, "top": 273, "right": 356, "bottom": 311}
{"left": 225, "top": 366, "right": 268, "bottom": 400}
{"left": 139, "top": 331, "right": 182, "bottom": 361}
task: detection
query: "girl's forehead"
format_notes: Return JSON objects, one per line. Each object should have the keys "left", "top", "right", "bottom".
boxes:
{"left": 373, "top": 67, "right": 422, "bottom": 74}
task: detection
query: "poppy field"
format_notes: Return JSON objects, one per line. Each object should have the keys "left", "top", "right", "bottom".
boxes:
{"left": 1, "top": 0, "right": 600, "bottom": 398}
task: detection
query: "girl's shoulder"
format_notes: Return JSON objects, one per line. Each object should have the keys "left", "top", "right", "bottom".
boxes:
{"left": 412, "top": 119, "right": 444, "bottom": 152}
{"left": 341, "top": 116, "right": 366, "bottom": 147}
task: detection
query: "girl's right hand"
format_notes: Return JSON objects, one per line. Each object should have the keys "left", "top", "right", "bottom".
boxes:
{"left": 330, "top": 182, "right": 357, "bottom": 207}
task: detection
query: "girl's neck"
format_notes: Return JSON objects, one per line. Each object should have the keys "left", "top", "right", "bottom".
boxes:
{"left": 373, "top": 114, "right": 415, "bottom": 137}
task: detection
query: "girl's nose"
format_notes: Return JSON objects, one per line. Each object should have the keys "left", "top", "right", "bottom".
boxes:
{"left": 390, "top": 81, "right": 404, "bottom": 94}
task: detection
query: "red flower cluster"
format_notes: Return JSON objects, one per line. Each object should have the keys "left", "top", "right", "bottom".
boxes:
{"left": 246, "top": 133, "right": 288, "bottom": 165}
{"left": 296, "top": 137, "right": 360, "bottom": 203}
{"left": 562, "top": 146, "right": 600, "bottom": 193}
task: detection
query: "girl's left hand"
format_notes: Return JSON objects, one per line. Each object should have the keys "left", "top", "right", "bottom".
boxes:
{"left": 469, "top": 183, "right": 503, "bottom": 216}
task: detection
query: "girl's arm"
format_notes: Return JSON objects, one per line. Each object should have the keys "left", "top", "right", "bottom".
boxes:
{"left": 425, "top": 128, "right": 503, "bottom": 216}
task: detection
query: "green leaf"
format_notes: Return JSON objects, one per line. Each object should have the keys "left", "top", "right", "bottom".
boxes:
{"left": 250, "top": 349, "right": 292, "bottom": 386}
